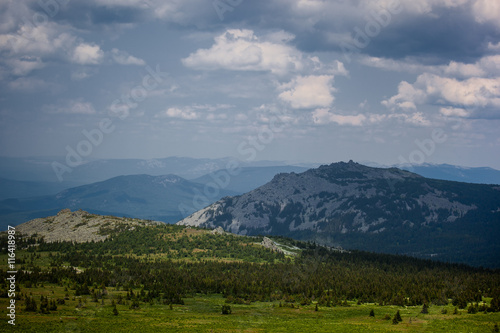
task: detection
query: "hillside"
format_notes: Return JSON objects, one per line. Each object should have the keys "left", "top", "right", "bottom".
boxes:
{"left": 178, "top": 161, "right": 500, "bottom": 268}
{"left": 14, "top": 209, "right": 163, "bottom": 243}
{"left": 0, "top": 174, "right": 237, "bottom": 229}
{"left": 1, "top": 210, "right": 499, "bottom": 332}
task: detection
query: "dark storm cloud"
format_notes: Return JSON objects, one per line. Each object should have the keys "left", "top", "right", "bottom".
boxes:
{"left": 26, "top": 1, "right": 149, "bottom": 30}
{"left": 201, "top": 1, "right": 500, "bottom": 65}
{"left": 360, "top": 8, "right": 500, "bottom": 64}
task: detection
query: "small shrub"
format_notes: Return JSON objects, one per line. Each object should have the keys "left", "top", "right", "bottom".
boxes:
{"left": 369, "top": 309, "right": 375, "bottom": 317}
{"left": 221, "top": 304, "right": 232, "bottom": 315}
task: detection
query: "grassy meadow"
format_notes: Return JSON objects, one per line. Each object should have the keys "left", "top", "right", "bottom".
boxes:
{"left": 1, "top": 282, "right": 499, "bottom": 332}
{"left": 1, "top": 226, "right": 499, "bottom": 332}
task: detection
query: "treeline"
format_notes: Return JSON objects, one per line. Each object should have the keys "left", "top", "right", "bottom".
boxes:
{"left": 26, "top": 225, "right": 283, "bottom": 263}
{"left": 1, "top": 226, "right": 499, "bottom": 310}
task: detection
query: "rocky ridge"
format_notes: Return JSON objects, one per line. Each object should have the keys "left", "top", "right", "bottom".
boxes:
{"left": 15, "top": 209, "right": 163, "bottom": 243}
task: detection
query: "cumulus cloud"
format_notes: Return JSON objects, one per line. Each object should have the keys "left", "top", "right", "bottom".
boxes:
{"left": 110, "top": 48, "right": 146, "bottom": 66}
{"left": 362, "top": 55, "right": 500, "bottom": 78}
{"left": 71, "top": 43, "right": 104, "bottom": 65}
{"left": 472, "top": 0, "right": 500, "bottom": 28}
{"left": 439, "top": 107, "right": 470, "bottom": 117}
{"left": 312, "top": 108, "right": 432, "bottom": 127}
{"left": 157, "top": 107, "right": 200, "bottom": 120}
{"left": 278, "top": 75, "right": 335, "bottom": 109}
{"left": 312, "top": 108, "right": 366, "bottom": 126}
{"left": 383, "top": 73, "right": 500, "bottom": 112}
{"left": 382, "top": 80, "right": 427, "bottom": 111}
{"left": 1, "top": 23, "right": 66, "bottom": 55}
{"left": 182, "top": 29, "right": 305, "bottom": 75}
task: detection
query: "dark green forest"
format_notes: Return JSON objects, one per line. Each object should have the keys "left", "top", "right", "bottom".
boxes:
{"left": 1, "top": 224, "right": 499, "bottom": 313}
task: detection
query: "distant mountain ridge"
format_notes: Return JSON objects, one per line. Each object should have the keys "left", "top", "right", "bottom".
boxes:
{"left": 193, "top": 166, "right": 309, "bottom": 194}
{"left": 397, "top": 163, "right": 500, "bottom": 185}
{"left": 178, "top": 161, "right": 500, "bottom": 268}
{"left": 0, "top": 174, "right": 237, "bottom": 229}
{"left": 0, "top": 156, "right": 305, "bottom": 183}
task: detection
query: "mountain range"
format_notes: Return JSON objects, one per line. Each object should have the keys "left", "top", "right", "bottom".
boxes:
{"left": 178, "top": 161, "right": 500, "bottom": 268}
{"left": 0, "top": 156, "right": 310, "bottom": 184}
{"left": 397, "top": 163, "right": 500, "bottom": 185}
{"left": 0, "top": 174, "right": 236, "bottom": 229}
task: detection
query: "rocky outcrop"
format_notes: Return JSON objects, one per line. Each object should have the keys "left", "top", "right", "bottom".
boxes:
{"left": 15, "top": 209, "right": 162, "bottom": 243}
{"left": 211, "top": 226, "right": 225, "bottom": 235}
{"left": 261, "top": 237, "right": 283, "bottom": 254}
{"left": 177, "top": 161, "right": 500, "bottom": 267}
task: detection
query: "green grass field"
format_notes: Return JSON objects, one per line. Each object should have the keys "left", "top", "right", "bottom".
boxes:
{"left": 1, "top": 229, "right": 499, "bottom": 332}
{"left": 1, "top": 288, "right": 499, "bottom": 332}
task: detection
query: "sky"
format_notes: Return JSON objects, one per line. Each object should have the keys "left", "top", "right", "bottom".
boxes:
{"left": 0, "top": 0, "right": 499, "bottom": 169}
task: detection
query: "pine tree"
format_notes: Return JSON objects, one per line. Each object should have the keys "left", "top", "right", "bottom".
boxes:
{"left": 369, "top": 309, "right": 375, "bottom": 317}
{"left": 421, "top": 303, "right": 429, "bottom": 314}
{"left": 395, "top": 310, "right": 402, "bottom": 322}
{"left": 24, "top": 297, "right": 37, "bottom": 312}
{"left": 112, "top": 304, "right": 119, "bottom": 316}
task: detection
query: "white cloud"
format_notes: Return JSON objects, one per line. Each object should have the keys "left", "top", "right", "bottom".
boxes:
{"left": 488, "top": 42, "right": 500, "bottom": 51}
{"left": 110, "top": 48, "right": 146, "bottom": 66}
{"left": 156, "top": 104, "right": 233, "bottom": 121}
{"left": 158, "top": 107, "right": 200, "bottom": 120}
{"left": 312, "top": 108, "right": 366, "bottom": 125}
{"left": 0, "top": 20, "right": 109, "bottom": 74}
{"left": 472, "top": 0, "right": 500, "bottom": 28}
{"left": 0, "top": 23, "right": 75, "bottom": 56}
{"left": 361, "top": 55, "right": 500, "bottom": 78}
{"left": 182, "top": 29, "right": 305, "bottom": 75}
{"left": 439, "top": 107, "right": 470, "bottom": 117}
{"left": 44, "top": 100, "right": 97, "bottom": 115}
{"left": 382, "top": 80, "right": 426, "bottom": 111}
{"left": 71, "top": 68, "right": 98, "bottom": 81}
{"left": 383, "top": 73, "right": 500, "bottom": 112}
{"left": 71, "top": 43, "right": 104, "bottom": 65}
{"left": 399, "top": 112, "right": 431, "bottom": 126}
{"left": 279, "top": 75, "right": 335, "bottom": 109}
{"left": 8, "top": 56, "right": 44, "bottom": 76}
